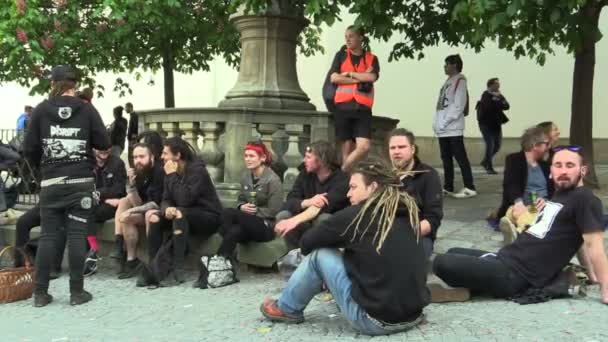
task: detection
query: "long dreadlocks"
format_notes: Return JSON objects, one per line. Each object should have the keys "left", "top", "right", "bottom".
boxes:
{"left": 344, "top": 159, "right": 421, "bottom": 253}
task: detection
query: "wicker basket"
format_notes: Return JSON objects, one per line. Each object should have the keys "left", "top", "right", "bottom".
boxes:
{"left": 0, "top": 246, "right": 34, "bottom": 303}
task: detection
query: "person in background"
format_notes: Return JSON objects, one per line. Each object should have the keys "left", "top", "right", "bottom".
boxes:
{"left": 537, "top": 121, "right": 561, "bottom": 149}
{"left": 17, "top": 105, "right": 33, "bottom": 131}
{"left": 433, "top": 54, "right": 477, "bottom": 199}
{"left": 126, "top": 102, "right": 138, "bottom": 167}
{"left": 477, "top": 77, "right": 510, "bottom": 175}
{"left": 109, "top": 106, "right": 128, "bottom": 157}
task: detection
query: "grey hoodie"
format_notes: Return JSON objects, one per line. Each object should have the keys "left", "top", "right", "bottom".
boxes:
{"left": 433, "top": 73, "right": 468, "bottom": 138}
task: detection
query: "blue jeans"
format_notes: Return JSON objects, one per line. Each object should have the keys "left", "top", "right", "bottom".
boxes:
{"left": 277, "top": 248, "right": 422, "bottom": 336}
{"left": 479, "top": 125, "right": 502, "bottom": 168}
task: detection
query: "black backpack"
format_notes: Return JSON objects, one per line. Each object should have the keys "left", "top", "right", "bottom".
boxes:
{"left": 139, "top": 237, "right": 174, "bottom": 286}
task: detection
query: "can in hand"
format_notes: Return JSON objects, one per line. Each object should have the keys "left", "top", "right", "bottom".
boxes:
{"left": 248, "top": 191, "right": 258, "bottom": 206}
{"left": 529, "top": 192, "right": 538, "bottom": 213}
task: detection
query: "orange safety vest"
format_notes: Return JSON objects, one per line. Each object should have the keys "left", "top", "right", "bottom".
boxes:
{"left": 334, "top": 49, "right": 375, "bottom": 108}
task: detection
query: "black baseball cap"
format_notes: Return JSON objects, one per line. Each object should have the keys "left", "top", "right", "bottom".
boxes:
{"left": 49, "top": 65, "right": 77, "bottom": 82}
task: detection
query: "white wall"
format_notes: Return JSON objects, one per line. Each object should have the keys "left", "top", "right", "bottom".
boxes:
{"left": 1, "top": 12, "right": 607, "bottom": 138}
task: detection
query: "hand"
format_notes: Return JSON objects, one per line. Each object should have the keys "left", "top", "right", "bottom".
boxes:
{"left": 308, "top": 193, "right": 329, "bottom": 208}
{"left": 274, "top": 218, "right": 299, "bottom": 237}
{"left": 240, "top": 203, "right": 257, "bottom": 215}
{"left": 420, "top": 220, "right": 432, "bottom": 237}
{"left": 164, "top": 160, "right": 178, "bottom": 175}
{"left": 165, "top": 207, "right": 177, "bottom": 219}
{"left": 127, "top": 168, "right": 136, "bottom": 185}
{"left": 119, "top": 209, "right": 134, "bottom": 222}
{"left": 365, "top": 66, "right": 374, "bottom": 73}
{"left": 105, "top": 199, "right": 120, "bottom": 207}
{"left": 512, "top": 201, "right": 527, "bottom": 220}
{"left": 340, "top": 71, "right": 351, "bottom": 77}
{"left": 535, "top": 198, "right": 546, "bottom": 212}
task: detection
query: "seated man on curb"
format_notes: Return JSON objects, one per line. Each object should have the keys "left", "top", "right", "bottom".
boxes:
{"left": 144, "top": 137, "right": 223, "bottom": 287}
{"left": 260, "top": 160, "right": 429, "bottom": 336}
{"left": 83, "top": 147, "right": 127, "bottom": 276}
{"left": 432, "top": 146, "right": 608, "bottom": 304}
{"left": 494, "top": 127, "right": 552, "bottom": 243}
{"left": 274, "top": 140, "right": 349, "bottom": 249}
{"left": 388, "top": 128, "right": 443, "bottom": 259}
{"left": 111, "top": 142, "right": 164, "bottom": 279}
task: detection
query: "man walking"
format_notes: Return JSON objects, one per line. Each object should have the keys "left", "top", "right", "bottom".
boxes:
{"left": 477, "top": 77, "right": 510, "bottom": 174}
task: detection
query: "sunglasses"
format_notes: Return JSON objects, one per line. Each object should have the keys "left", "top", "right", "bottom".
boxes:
{"left": 552, "top": 145, "right": 582, "bottom": 153}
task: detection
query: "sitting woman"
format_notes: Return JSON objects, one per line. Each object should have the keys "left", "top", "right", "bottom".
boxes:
{"left": 204, "top": 141, "right": 283, "bottom": 287}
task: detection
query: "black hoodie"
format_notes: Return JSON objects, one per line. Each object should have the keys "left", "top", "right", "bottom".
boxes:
{"left": 24, "top": 96, "right": 110, "bottom": 181}
{"left": 300, "top": 204, "right": 429, "bottom": 324}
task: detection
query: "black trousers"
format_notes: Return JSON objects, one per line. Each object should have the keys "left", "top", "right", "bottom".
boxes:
{"left": 88, "top": 203, "right": 117, "bottom": 236}
{"left": 479, "top": 125, "right": 502, "bottom": 168}
{"left": 433, "top": 248, "right": 530, "bottom": 298}
{"left": 148, "top": 207, "right": 221, "bottom": 266}
{"left": 36, "top": 184, "right": 94, "bottom": 292}
{"left": 217, "top": 208, "right": 274, "bottom": 257}
{"left": 438, "top": 136, "right": 475, "bottom": 191}
{"left": 14, "top": 206, "right": 64, "bottom": 269}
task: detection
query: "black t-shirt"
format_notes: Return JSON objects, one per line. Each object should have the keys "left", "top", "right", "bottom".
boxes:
{"left": 498, "top": 187, "right": 604, "bottom": 287}
{"left": 330, "top": 49, "right": 380, "bottom": 113}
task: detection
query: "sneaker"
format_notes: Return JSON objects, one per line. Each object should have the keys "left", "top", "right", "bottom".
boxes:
{"left": 260, "top": 298, "right": 304, "bottom": 323}
{"left": 70, "top": 290, "right": 93, "bottom": 306}
{"left": 84, "top": 249, "right": 99, "bottom": 277}
{"left": 451, "top": 188, "right": 477, "bottom": 199}
{"left": 34, "top": 292, "right": 53, "bottom": 307}
{"left": 499, "top": 216, "right": 518, "bottom": 245}
{"left": 118, "top": 259, "right": 143, "bottom": 279}
{"left": 428, "top": 283, "right": 470, "bottom": 303}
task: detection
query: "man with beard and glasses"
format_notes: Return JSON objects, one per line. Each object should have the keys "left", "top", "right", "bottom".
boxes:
{"left": 432, "top": 146, "right": 608, "bottom": 304}
{"left": 111, "top": 143, "right": 164, "bottom": 279}
{"left": 387, "top": 128, "right": 443, "bottom": 259}
{"left": 83, "top": 147, "right": 127, "bottom": 276}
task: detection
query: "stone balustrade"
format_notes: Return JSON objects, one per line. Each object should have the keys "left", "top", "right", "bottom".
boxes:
{"left": 137, "top": 107, "right": 398, "bottom": 204}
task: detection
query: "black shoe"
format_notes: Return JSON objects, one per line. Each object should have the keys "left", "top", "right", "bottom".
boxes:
{"left": 34, "top": 292, "right": 53, "bottom": 307}
{"left": 480, "top": 160, "right": 489, "bottom": 170}
{"left": 486, "top": 168, "right": 498, "bottom": 175}
{"left": 84, "top": 249, "right": 99, "bottom": 277}
{"left": 70, "top": 290, "right": 93, "bottom": 306}
{"left": 109, "top": 235, "right": 125, "bottom": 260}
{"left": 160, "top": 269, "right": 186, "bottom": 287}
{"left": 118, "top": 259, "right": 142, "bottom": 279}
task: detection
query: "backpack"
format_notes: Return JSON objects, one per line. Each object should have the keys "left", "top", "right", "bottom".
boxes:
{"left": 453, "top": 77, "right": 470, "bottom": 117}
{"left": 139, "top": 237, "right": 174, "bottom": 286}
{"left": 322, "top": 68, "right": 337, "bottom": 113}
{"left": 194, "top": 255, "right": 238, "bottom": 289}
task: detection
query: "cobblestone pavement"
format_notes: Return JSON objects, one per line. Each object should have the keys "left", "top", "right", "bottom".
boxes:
{"left": 1, "top": 167, "right": 608, "bottom": 341}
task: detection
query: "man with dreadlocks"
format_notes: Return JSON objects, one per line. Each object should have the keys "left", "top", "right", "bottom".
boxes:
{"left": 261, "top": 160, "right": 429, "bottom": 335}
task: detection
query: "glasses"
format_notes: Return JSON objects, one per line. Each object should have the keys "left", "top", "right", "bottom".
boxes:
{"left": 553, "top": 145, "right": 582, "bottom": 153}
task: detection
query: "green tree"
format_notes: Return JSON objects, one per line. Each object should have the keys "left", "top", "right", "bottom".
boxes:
{"left": 0, "top": 0, "right": 240, "bottom": 108}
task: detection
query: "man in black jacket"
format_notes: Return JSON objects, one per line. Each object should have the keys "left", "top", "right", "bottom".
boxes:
{"left": 496, "top": 127, "right": 552, "bottom": 244}
{"left": 274, "top": 140, "right": 350, "bottom": 249}
{"left": 112, "top": 143, "right": 164, "bottom": 279}
{"left": 126, "top": 102, "right": 138, "bottom": 167}
{"left": 24, "top": 65, "right": 111, "bottom": 307}
{"left": 388, "top": 128, "right": 443, "bottom": 258}
{"left": 83, "top": 147, "right": 127, "bottom": 276}
{"left": 261, "top": 160, "right": 429, "bottom": 335}
{"left": 477, "top": 78, "right": 510, "bottom": 174}
{"left": 109, "top": 106, "right": 128, "bottom": 157}
{"left": 145, "top": 137, "right": 222, "bottom": 286}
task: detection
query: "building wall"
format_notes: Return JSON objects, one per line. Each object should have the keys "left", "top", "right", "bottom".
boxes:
{"left": 1, "top": 12, "right": 607, "bottom": 140}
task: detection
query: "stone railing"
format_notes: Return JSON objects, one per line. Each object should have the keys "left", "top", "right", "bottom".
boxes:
{"left": 137, "top": 107, "right": 398, "bottom": 203}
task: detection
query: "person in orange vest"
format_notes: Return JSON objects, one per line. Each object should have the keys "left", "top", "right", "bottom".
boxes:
{"left": 329, "top": 26, "right": 380, "bottom": 171}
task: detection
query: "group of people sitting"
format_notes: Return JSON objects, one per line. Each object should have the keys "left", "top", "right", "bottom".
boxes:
{"left": 12, "top": 123, "right": 608, "bottom": 336}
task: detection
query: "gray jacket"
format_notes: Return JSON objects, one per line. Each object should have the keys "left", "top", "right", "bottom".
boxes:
{"left": 237, "top": 167, "right": 284, "bottom": 223}
{"left": 433, "top": 74, "right": 467, "bottom": 137}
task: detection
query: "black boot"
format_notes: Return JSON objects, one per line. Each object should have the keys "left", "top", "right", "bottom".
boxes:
{"left": 33, "top": 289, "right": 53, "bottom": 308}
{"left": 160, "top": 228, "right": 187, "bottom": 287}
{"left": 109, "top": 235, "right": 125, "bottom": 260}
{"left": 69, "top": 280, "right": 93, "bottom": 306}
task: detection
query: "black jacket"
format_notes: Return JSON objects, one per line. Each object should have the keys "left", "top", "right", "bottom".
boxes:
{"left": 283, "top": 166, "right": 349, "bottom": 215}
{"left": 110, "top": 117, "right": 128, "bottom": 151}
{"left": 301, "top": 204, "right": 429, "bottom": 324}
{"left": 135, "top": 162, "right": 164, "bottom": 205}
{"left": 127, "top": 113, "right": 139, "bottom": 142}
{"left": 400, "top": 159, "right": 443, "bottom": 240}
{"left": 497, "top": 151, "right": 554, "bottom": 218}
{"left": 95, "top": 155, "right": 127, "bottom": 201}
{"left": 24, "top": 96, "right": 110, "bottom": 181}
{"left": 160, "top": 159, "right": 222, "bottom": 217}
{"left": 477, "top": 90, "right": 510, "bottom": 131}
